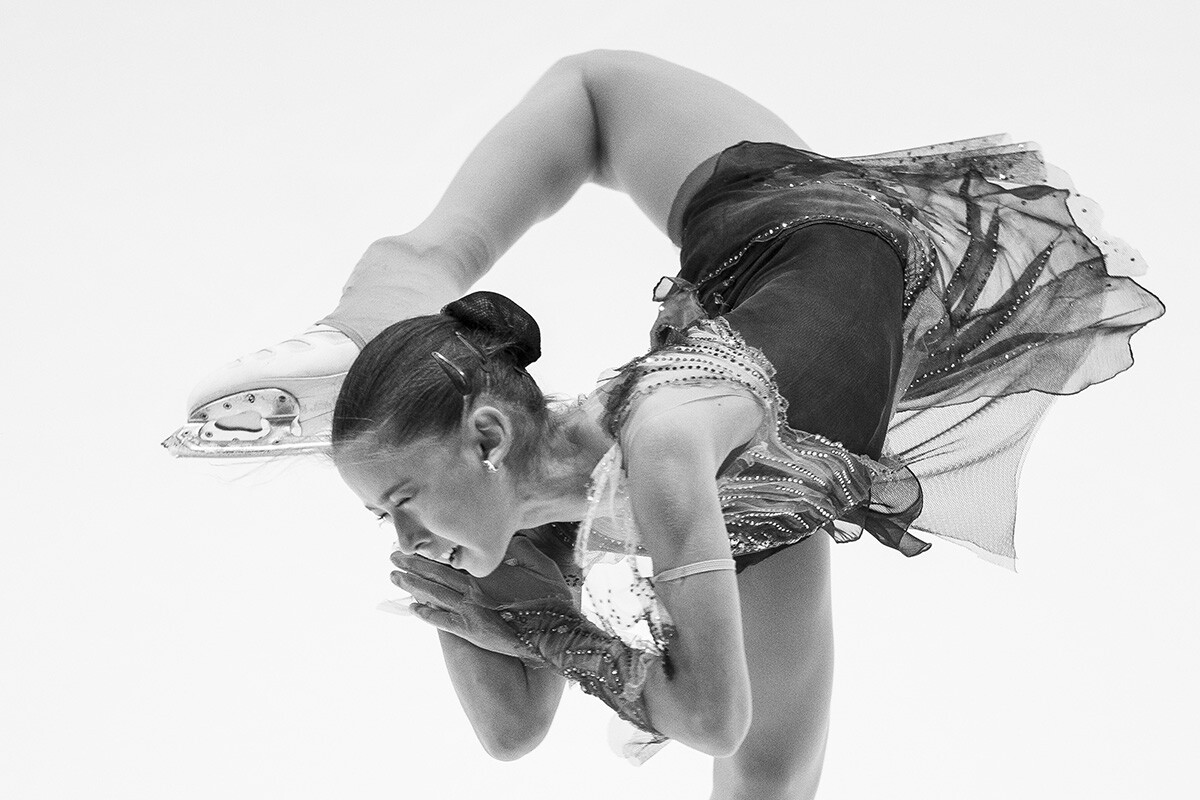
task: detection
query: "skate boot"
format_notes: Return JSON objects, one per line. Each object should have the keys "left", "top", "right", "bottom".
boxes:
{"left": 162, "top": 324, "right": 359, "bottom": 458}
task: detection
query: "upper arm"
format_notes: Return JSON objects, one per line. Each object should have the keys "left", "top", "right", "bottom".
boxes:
{"left": 623, "top": 389, "right": 763, "bottom": 566}
{"left": 574, "top": 49, "right": 808, "bottom": 235}
{"left": 621, "top": 393, "right": 762, "bottom": 746}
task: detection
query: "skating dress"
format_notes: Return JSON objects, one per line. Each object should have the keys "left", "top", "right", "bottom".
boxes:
{"left": 566, "top": 136, "right": 1163, "bottom": 759}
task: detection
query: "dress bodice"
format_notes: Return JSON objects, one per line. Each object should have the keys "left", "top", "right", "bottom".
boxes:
{"left": 571, "top": 318, "right": 927, "bottom": 672}
{"left": 579, "top": 318, "right": 920, "bottom": 561}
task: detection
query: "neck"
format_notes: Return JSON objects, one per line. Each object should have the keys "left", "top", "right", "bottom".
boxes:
{"left": 516, "top": 397, "right": 612, "bottom": 527}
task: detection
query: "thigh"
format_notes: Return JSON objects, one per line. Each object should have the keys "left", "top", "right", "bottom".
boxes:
{"left": 580, "top": 50, "right": 808, "bottom": 234}
{"left": 714, "top": 533, "right": 834, "bottom": 800}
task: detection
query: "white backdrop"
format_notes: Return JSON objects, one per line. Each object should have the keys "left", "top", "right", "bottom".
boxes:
{"left": 3, "top": 1, "right": 1196, "bottom": 798}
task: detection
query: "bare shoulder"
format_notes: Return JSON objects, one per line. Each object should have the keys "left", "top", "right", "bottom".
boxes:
{"left": 565, "top": 50, "right": 807, "bottom": 235}
{"left": 624, "top": 385, "right": 765, "bottom": 470}
{"left": 622, "top": 386, "right": 762, "bottom": 565}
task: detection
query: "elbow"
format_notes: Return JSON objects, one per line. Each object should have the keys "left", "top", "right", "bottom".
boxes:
{"left": 552, "top": 49, "right": 609, "bottom": 72}
{"left": 476, "top": 719, "right": 551, "bottom": 762}
{"left": 689, "top": 704, "right": 752, "bottom": 758}
{"left": 481, "top": 738, "right": 535, "bottom": 763}
{"left": 556, "top": 48, "right": 650, "bottom": 70}
{"left": 668, "top": 685, "right": 751, "bottom": 758}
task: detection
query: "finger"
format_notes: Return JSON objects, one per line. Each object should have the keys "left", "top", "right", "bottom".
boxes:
{"left": 391, "top": 572, "right": 447, "bottom": 607}
{"left": 393, "top": 553, "right": 472, "bottom": 591}
{"left": 504, "top": 535, "right": 545, "bottom": 568}
{"left": 410, "top": 602, "right": 461, "bottom": 632}
{"left": 392, "top": 550, "right": 460, "bottom": 571}
{"left": 508, "top": 536, "right": 565, "bottom": 574}
{"left": 392, "top": 570, "right": 466, "bottom": 609}
{"left": 391, "top": 551, "right": 442, "bottom": 573}
{"left": 390, "top": 551, "right": 424, "bottom": 570}
{"left": 390, "top": 570, "right": 417, "bottom": 592}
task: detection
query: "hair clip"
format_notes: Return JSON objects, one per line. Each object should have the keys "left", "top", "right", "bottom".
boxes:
{"left": 453, "top": 331, "right": 489, "bottom": 364}
{"left": 431, "top": 332, "right": 495, "bottom": 396}
{"left": 431, "top": 351, "right": 473, "bottom": 396}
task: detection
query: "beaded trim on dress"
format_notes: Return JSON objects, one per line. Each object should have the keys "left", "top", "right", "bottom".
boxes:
{"left": 573, "top": 134, "right": 1163, "bottom": 763}
{"left": 573, "top": 316, "right": 925, "bottom": 661}
{"left": 573, "top": 318, "right": 925, "bottom": 763}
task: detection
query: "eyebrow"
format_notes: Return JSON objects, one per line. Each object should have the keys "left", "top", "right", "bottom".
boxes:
{"left": 374, "top": 481, "right": 408, "bottom": 507}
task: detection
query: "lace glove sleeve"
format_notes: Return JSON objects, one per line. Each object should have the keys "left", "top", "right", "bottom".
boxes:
{"left": 498, "top": 597, "right": 668, "bottom": 740}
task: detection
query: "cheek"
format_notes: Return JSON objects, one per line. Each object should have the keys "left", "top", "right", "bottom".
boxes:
{"left": 460, "top": 492, "right": 511, "bottom": 554}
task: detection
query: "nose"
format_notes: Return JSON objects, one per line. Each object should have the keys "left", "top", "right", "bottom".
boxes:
{"left": 390, "top": 514, "right": 431, "bottom": 556}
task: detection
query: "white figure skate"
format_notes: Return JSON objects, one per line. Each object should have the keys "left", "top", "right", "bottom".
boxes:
{"left": 162, "top": 324, "right": 359, "bottom": 458}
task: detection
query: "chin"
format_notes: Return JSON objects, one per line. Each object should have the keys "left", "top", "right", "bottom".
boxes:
{"left": 466, "top": 550, "right": 504, "bottom": 578}
{"left": 466, "top": 561, "right": 496, "bottom": 578}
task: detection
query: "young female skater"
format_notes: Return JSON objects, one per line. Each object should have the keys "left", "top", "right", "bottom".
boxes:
{"left": 171, "top": 51, "right": 1163, "bottom": 799}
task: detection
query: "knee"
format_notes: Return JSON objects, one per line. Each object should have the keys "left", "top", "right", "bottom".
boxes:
{"left": 559, "top": 48, "right": 651, "bottom": 70}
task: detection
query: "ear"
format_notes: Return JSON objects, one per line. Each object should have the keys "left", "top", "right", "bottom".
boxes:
{"left": 465, "top": 405, "right": 513, "bottom": 467}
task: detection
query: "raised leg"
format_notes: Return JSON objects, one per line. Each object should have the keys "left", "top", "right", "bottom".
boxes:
{"left": 713, "top": 534, "right": 834, "bottom": 800}
{"left": 322, "top": 49, "right": 808, "bottom": 346}
{"left": 167, "top": 50, "right": 808, "bottom": 457}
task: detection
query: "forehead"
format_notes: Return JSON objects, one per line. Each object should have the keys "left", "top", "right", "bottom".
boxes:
{"left": 334, "top": 434, "right": 452, "bottom": 504}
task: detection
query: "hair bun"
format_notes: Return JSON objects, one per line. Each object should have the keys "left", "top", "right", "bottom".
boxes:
{"left": 443, "top": 291, "right": 542, "bottom": 368}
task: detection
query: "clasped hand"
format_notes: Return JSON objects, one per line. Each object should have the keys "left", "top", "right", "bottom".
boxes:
{"left": 390, "top": 534, "right": 574, "bottom": 660}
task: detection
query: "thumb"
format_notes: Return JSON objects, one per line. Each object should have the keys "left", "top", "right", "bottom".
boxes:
{"left": 507, "top": 535, "right": 559, "bottom": 570}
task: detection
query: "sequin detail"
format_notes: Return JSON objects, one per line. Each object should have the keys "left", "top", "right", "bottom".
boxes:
{"left": 498, "top": 597, "right": 668, "bottom": 738}
{"left": 591, "top": 318, "right": 912, "bottom": 561}
{"left": 692, "top": 179, "right": 935, "bottom": 317}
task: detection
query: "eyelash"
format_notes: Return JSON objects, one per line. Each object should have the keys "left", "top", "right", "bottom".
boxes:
{"left": 373, "top": 498, "right": 408, "bottom": 523}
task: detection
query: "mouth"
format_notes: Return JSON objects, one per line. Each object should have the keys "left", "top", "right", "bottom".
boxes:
{"left": 443, "top": 545, "right": 460, "bottom": 567}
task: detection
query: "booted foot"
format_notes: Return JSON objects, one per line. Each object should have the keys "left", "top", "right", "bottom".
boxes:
{"left": 163, "top": 324, "right": 359, "bottom": 458}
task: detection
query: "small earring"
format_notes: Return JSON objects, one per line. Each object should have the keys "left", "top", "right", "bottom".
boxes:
{"left": 482, "top": 459, "right": 498, "bottom": 473}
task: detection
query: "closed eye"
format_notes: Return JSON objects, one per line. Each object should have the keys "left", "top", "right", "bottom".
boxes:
{"left": 369, "top": 496, "right": 409, "bottom": 523}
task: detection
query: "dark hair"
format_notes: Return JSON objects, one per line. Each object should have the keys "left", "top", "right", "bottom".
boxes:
{"left": 331, "top": 292, "right": 549, "bottom": 470}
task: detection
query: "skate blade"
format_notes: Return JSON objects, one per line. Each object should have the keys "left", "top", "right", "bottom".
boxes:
{"left": 161, "top": 387, "right": 331, "bottom": 459}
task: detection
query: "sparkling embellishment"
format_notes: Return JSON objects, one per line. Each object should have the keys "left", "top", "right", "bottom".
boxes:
{"left": 497, "top": 597, "right": 668, "bottom": 737}
{"left": 591, "top": 318, "right": 887, "bottom": 564}
{"left": 560, "top": 137, "right": 1145, "bottom": 735}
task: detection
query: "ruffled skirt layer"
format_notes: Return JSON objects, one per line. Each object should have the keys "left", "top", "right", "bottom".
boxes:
{"left": 667, "top": 136, "right": 1164, "bottom": 567}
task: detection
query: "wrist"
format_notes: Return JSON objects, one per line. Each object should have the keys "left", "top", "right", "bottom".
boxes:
{"left": 498, "top": 598, "right": 665, "bottom": 738}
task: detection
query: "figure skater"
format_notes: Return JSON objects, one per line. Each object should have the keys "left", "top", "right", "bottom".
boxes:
{"left": 166, "top": 51, "right": 1163, "bottom": 799}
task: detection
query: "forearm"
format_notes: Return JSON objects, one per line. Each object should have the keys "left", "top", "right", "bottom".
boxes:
{"left": 437, "top": 629, "right": 565, "bottom": 761}
{"left": 502, "top": 582, "right": 750, "bottom": 758}
{"left": 641, "top": 576, "right": 750, "bottom": 756}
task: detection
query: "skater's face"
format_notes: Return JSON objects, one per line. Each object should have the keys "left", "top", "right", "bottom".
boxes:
{"left": 335, "top": 407, "right": 524, "bottom": 578}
